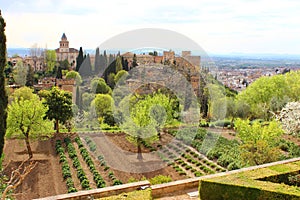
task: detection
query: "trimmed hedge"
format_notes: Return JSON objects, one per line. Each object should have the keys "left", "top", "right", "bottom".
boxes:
{"left": 199, "top": 160, "right": 300, "bottom": 200}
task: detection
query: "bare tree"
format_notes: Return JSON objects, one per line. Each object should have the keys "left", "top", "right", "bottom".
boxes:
{"left": 1, "top": 159, "right": 37, "bottom": 200}
{"left": 29, "top": 43, "right": 44, "bottom": 71}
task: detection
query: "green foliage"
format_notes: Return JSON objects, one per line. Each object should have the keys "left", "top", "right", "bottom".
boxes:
{"left": 0, "top": 12, "right": 7, "bottom": 157}
{"left": 199, "top": 160, "right": 300, "bottom": 200}
{"left": 93, "top": 94, "right": 114, "bottom": 122}
{"left": 65, "top": 70, "right": 82, "bottom": 86}
{"left": 235, "top": 119, "right": 284, "bottom": 166}
{"left": 115, "top": 56, "right": 123, "bottom": 73}
{"left": 82, "top": 92, "right": 95, "bottom": 111}
{"left": 114, "top": 70, "right": 128, "bottom": 84}
{"left": 10, "top": 86, "right": 36, "bottom": 102}
{"left": 6, "top": 94, "right": 53, "bottom": 157}
{"left": 76, "top": 47, "right": 84, "bottom": 72}
{"left": 237, "top": 71, "right": 300, "bottom": 119}
{"left": 40, "top": 87, "right": 73, "bottom": 133}
{"left": 13, "top": 61, "right": 28, "bottom": 86}
{"left": 45, "top": 50, "right": 57, "bottom": 74}
{"left": 149, "top": 175, "right": 172, "bottom": 185}
{"left": 90, "top": 78, "right": 112, "bottom": 94}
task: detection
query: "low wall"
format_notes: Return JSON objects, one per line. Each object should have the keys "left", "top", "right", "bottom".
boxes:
{"left": 34, "top": 181, "right": 150, "bottom": 200}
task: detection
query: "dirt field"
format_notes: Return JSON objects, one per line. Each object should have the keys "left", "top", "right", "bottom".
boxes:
{"left": 2, "top": 136, "right": 67, "bottom": 200}
{"left": 2, "top": 132, "right": 184, "bottom": 199}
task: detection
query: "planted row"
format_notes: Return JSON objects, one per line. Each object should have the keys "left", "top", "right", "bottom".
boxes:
{"left": 75, "top": 137, "right": 106, "bottom": 188}
{"left": 55, "top": 140, "right": 77, "bottom": 193}
{"left": 64, "top": 137, "right": 91, "bottom": 190}
{"left": 108, "top": 171, "right": 123, "bottom": 186}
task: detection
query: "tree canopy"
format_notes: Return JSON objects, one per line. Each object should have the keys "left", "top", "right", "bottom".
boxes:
{"left": 65, "top": 70, "right": 82, "bottom": 86}
{"left": 237, "top": 71, "right": 300, "bottom": 119}
{"left": 6, "top": 94, "right": 53, "bottom": 158}
{"left": 40, "top": 87, "right": 73, "bottom": 133}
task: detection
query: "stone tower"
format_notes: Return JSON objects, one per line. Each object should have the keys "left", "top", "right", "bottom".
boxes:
{"left": 59, "top": 33, "right": 69, "bottom": 53}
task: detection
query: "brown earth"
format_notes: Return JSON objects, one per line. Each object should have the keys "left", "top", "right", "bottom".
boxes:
{"left": 2, "top": 132, "right": 184, "bottom": 199}
{"left": 2, "top": 136, "right": 67, "bottom": 200}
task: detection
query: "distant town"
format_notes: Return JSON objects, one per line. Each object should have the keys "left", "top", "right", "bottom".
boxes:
{"left": 6, "top": 34, "right": 300, "bottom": 93}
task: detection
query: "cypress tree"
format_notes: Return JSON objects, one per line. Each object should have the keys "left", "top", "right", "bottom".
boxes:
{"left": 56, "top": 66, "right": 62, "bottom": 79}
{"left": 103, "top": 50, "right": 108, "bottom": 68}
{"left": 80, "top": 54, "right": 92, "bottom": 77}
{"left": 132, "top": 54, "right": 138, "bottom": 68}
{"left": 75, "top": 47, "right": 84, "bottom": 72}
{"left": 0, "top": 10, "right": 8, "bottom": 157}
{"left": 94, "top": 47, "right": 100, "bottom": 74}
{"left": 115, "top": 56, "right": 123, "bottom": 73}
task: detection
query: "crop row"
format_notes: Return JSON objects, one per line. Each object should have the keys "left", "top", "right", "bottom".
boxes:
{"left": 74, "top": 137, "right": 106, "bottom": 188}
{"left": 55, "top": 140, "right": 77, "bottom": 193}
{"left": 64, "top": 137, "right": 91, "bottom": 190}
{"left": 82, "top": 136, "right": 123, "bottom": 186}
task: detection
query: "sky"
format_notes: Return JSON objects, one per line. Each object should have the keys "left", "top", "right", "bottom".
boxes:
{"left": 1, "top": 0, "right": 300, "bottom": 54}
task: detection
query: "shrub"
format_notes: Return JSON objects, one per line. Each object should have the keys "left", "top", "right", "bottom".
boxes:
{"left": 149, "top": 175, "right": 172, "bottom": 185}
{"left": 113, "top": 180, "right": 123, "bottom": 185}
{"left": 194, "top": 171, "right": 202, "bottom": 177}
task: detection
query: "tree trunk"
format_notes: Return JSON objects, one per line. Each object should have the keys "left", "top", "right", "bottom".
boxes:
{"left": 55, "top": 119, "right": 59, "bottom": 133}
{"left": 137, "top": 137, "right": 143, "bottom": 160}
{"left": 25, "top": 137, "right": 33, "bottom": 159}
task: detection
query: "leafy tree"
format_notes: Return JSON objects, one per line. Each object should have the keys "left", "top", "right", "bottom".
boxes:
{"left": 235, "top": 119, "right": 284, "bottom": 165}
{"left": 114, "top": 70, "right": 128, "bottom": 84}
{"left": 0, "top": 11, "right": 8, "bottom": 157}
{"left": 226, "top": 98, "right": 250, "bottom": 127}
{"left": 45, "top": 50, "right": 57, "bottom": 74}
{"left": 237, "top": 72, "right": 300, "bottom": 119}
{"left": 76, "top": 47, "right": 84, "bottom": 72}
{"left": 65, "top": 70, "right": 82, "bottom": 86}
{"left": 40, "top": 87, "right": 73, "bottom": 133}
{"left": 82, "top": 92, "right": 95, "bottom": 111}
{"left": 93, "top": 94, "right": 114, "bottom": 123}
{"left": 6, "top": 95, "right": 53, "bottom": 158}
{"left": 120, "top": 93, "right": 174, "bottom": 159}
{"left": 11, "top": 86, "right": 36, "bottom": 102}
{"left": 60, "top": 59, "right": 70, "bottom": 70}
{"left": 115, "top": 56, "right": 123, "bottom": 73}
{"left": 13, "top": 61, "right": 28, "bottom": 86}
{"left": 90, "top": 78, "right": 112, "bottom": 94}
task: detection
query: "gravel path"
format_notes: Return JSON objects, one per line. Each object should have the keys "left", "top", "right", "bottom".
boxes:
{"left": 84, "top": 132, "right": 167, "bottom": 173}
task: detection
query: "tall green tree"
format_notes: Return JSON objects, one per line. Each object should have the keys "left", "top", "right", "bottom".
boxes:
{"left": 76, "top": 47, "right": 84, "bottom": 72}
{"left": 6, "top": 94, "right": 53, "bottom": 158}
{"left": 115, "top": 56, "right": 123, "bottom": 73}
{"left": 56, "top": 66, "right": 62, "bottom": 79}
{"left": 26, "top": 65, "right": 34, "bottom": 86}
{"left": 40, "top": 87, "right": 73, "bottom": 133}
{"left": 45, "top": 50, "right": 57, "bottom": 74}
{"left": 80, "top": 54, "right": 93, "bottom": 77}
{"left": 132, "top": 54, "right": 138, "bottom": 68}
{"left": 0, "top": 10, "right": 8, "bottom": 157}
{"left": 13, "top": 61, "right": 28, "bottom": 86}
{"left": 94, "top": 47, "right": 101, "bottom": 74}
